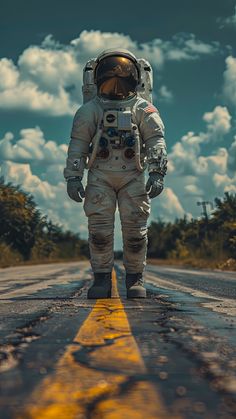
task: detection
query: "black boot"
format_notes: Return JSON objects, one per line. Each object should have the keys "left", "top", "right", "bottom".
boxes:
{"left": 87, "top": 272, "right": 112, "bottom": 299}
{"left": 126, "top": 273, "right": 147, "bottom": 299}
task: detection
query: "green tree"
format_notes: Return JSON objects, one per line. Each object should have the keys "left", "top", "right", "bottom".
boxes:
{"left": 210, "top": 192, "right": 236, "bottom": 258}
{"left": 0, "top": 177, "right": 41, "bottom": 260}
{"left": 147, "top": 193, "right": 236, "bottom": 263}
{"left": 0, "top": 177, "right": 89, "bottom": 263}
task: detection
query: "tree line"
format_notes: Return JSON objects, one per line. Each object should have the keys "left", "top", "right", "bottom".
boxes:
{"left": 147, "top": 192, "right": 236, "bottom": 267}
{"left": 0, "top": 177, "right": 89, "bottom": 266}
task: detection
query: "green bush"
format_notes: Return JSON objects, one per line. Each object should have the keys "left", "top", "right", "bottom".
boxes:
{"left": 0, "top": 242, "right": 23, "bottom": 267}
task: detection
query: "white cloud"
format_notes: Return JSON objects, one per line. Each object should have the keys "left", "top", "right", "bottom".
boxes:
{"left": 151, "top": 187, "right": 189, "bottom": 221}
{"left": 0, "top": 127, "right": 67, "bottom": 165}
{"left": 223, "top": 56, "right": 236, "bottom": 108}
{"left": 203, "top": 106, "right": 231, "bottom": 140}
{"left": 0, "top": 42, "right": 81, "bottom": 116}
{"left": 71, "top": 30, "right": 219, "bottom": 66}
{"left": 212, "top": 173, "right": 236, "bottom": 192}
{"left": 169, "top": 105, "right": 232, "bottom": 176}
{"left": 0, "top": 30, "right": 221, "bottom": 116}
{"left": 228, "top": 136, "right": 236, "bottom": 172}
{"left": 0, "top": 58, "right": 19, "bottom": 90}
{"left": 1, "top": 161, "right": 56, "bottom": 200}
{"left": 202, "top": 147, "right": 228, "bottom": 175}
{"left": 168, "top": 131, "right": 205, "bottom": 176}
{"left": 0, "top": 71, "right": 76, "bottom": 116}
{"left": 158, "top": 85, "right": 173, "bottom": 103}
{"left": 163, "top": 33, "right": 220, "bottom": 61}
{"left": 71, "top": 30, "right": 138, "bottom": 62}
{"left": 167, "top": 105, "right": 235, "bottom": 218}
{"left": 18, "top": 46, "right": 80, "bottom": 95}
{"left": 184, "top": 184, "right": 203, "bottom": 196}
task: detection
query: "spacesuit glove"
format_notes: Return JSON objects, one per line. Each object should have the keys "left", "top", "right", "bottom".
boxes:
{"left": 66, "top": 176, "right": 85, "bottom": 203}
{"left": 145, "top": 172, "right": 164, "bottom": 199}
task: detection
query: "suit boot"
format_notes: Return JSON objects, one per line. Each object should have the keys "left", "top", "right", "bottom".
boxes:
{"left": 87, "top": 272, "right": 112, "bottom": 299}
{"left": 126, "top": 273, "right": 147, "bottom": 299}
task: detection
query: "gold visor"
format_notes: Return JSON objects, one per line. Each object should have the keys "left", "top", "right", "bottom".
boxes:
{"left": 96, "top": 55, "right": 139, "bottom": 100}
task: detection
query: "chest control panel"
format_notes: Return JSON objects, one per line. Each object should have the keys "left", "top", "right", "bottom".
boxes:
{"left": 103, "top": 109, "right": 132, "bottom": 131}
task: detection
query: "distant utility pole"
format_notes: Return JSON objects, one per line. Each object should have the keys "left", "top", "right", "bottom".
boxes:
{"left": 197, "top": 201, "right": 214, "bottom": 222}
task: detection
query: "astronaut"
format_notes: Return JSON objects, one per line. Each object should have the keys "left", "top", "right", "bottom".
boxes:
{"left": 64, "top": 48, "right": 167, "bottom": 299}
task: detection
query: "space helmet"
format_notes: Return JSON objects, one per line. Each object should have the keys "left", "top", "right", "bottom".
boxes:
{"left": 94, "top": 49, "right": 140, "bottom": 101}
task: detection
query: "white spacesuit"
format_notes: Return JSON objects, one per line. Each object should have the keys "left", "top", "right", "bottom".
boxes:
{"left": 64, "top": 48, "right": 167, "bottom": 299}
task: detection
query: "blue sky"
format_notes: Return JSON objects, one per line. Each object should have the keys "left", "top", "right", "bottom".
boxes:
{"left": 0, "top": 0, "right": 236, "bottom": 248}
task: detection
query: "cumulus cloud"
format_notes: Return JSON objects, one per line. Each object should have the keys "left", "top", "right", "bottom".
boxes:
{"left": 223, "top": 56, "right": 236, "bottom": 108}
{"left": 167, "top": 105, "right": 235, "bottom": 218}
{"left": 184, "top": 184, "right": 204, "bottom": 196}
{"left": 0, "top": 58, "right": 77, "bottom": 116}
{"left": 71, "top": 30, "right": 219, "bottom": 66}
{"left": 71, "top": 31, "right": 138, "bottom": 62}
{"left": 203, "top": 106, "right": 231, "bottom": 140}
{"left": 168, "top": 131, "right": 204, "bottom": 176}
{"left": 18, "top": 45, "right": 80, "bottom": 95}
{"left": 0, "top": 58, "right": 19, "bottom": 89}
{"left": 213, "top": 172, "right": 236, "bottom": 192}
{"left": 0, "top": 34, "right": 83, "bottom": 116}
{"left": 0, "top": 127, "right": 67, "bottom": 165}
{"left": 160, "top": 33, "right": 220, "bottom": 61}
{"left": 0, "top": 30, "right": 221, "bottom": 116}
{"left": 151, "top": 187, "right": 189, "bottom": 221}
{"left": 169, "top": 110, "right": 232, "bottom": 177}
{"left": 168, "top": 105, "right": 232, "bottom": 177}
{"left": 228, "top": 136, "right": 236, "bottom": 173}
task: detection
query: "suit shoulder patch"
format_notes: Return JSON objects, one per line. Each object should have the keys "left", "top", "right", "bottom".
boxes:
{"left": 143, "top": 103, "right": 159, "bottom": 114}
{"left": 138, "top": 100, "right": 159, "bottom": 115}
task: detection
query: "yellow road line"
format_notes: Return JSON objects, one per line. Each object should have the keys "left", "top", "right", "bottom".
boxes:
{"left": 18, "top": 270, "right": 178, "bottom": 419}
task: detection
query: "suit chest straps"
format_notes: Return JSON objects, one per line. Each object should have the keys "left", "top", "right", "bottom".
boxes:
{"left": 93, "top": 108, "right": 138, "bottom": 160}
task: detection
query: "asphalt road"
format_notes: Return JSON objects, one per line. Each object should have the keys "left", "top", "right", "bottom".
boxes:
{"left": 0, "top": 261, "right": 235, "bottom": 418}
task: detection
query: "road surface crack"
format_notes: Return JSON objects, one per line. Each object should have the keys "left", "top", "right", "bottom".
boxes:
{"left": 149, "top": 292, "right": 236, "bottom": 404}
{"left": 0, "top": 314, "right": 49, "bottom": 373}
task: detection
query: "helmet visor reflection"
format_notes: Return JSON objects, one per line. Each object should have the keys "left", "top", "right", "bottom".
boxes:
{"left": 96, "top": 56, "right": 139, "bottom": 100}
